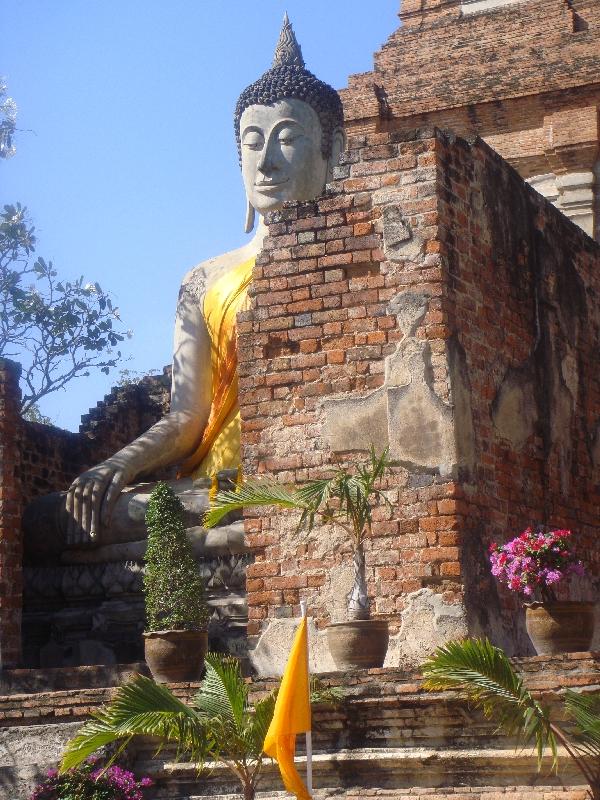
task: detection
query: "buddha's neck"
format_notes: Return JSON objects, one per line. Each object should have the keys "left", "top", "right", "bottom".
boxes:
{"left": 248, "top": 217, "right": 268, "bottom": 255}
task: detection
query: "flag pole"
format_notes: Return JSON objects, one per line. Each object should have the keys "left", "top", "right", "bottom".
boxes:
{"left": 299, "top": 600, "right": 313, "bottom": 796}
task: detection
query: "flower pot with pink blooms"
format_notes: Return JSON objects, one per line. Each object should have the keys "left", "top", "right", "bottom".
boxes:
{"left": 489, "top": 527, "right": 593, "bottom": 655}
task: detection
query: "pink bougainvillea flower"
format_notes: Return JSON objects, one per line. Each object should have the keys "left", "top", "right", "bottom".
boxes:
{"left": 488, "top": 526, "right": 586, "bottom": 602}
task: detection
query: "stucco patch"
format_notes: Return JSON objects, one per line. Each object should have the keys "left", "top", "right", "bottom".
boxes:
{"left": 385, "top": 588, "right": 468, "bottom": 669}
{"left": 382, "top": 205, "right": 423, "bottom": 261}
{"left": 492, "top": 369, "right": 537, "bottom": 450}
{"left": 561, "top": 350, "right": 579, "bottom": 402}
{"left": 387, "top": 292, "right": 428, "bottom": 337}
{"left": 324, "top": 387, "right": 388, "bottom": 453}
{"left": 387, "top": 381, "right": 455, "bottom": 473}
{"left": 250, "top": 618, "right": 335, "bottom": 676}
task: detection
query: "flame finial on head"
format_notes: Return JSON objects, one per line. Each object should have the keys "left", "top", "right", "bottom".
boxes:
{"left": 272, "top": 12, "right": 305, "bottom": 68}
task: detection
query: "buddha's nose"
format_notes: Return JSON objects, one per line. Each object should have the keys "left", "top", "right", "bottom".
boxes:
{"left": 258, "top": 142, "right": 278, "bottom": 175}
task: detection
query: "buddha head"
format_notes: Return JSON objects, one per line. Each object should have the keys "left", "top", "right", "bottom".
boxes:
{"left": 235, "top": 14, "right": 345, "bottom": 231}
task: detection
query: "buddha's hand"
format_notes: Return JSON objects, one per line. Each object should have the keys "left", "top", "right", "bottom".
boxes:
{"left": 65, "top": 459, "right": 133, "bottom": 546}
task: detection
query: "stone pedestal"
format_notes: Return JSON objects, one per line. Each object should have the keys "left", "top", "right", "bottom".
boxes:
{"left": 21, "top": 476, "right": 250, "bottom": 667}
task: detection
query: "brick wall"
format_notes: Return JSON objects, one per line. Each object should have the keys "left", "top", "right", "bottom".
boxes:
{"left": 0, "top": 364, "right": 171, "bottom": 666}
{"left": 436, "top": 131, "right": 600, "bottom": 641}
{"left": 0, "top": 359, "right": 23, "bottom": 668}
{"left": 239, "top": 129, "right": 466, "bottom": 646}
{"left": 238, "top": 128, "right": 600, "bottom": 657}
{"left": 342, "top": 0, "right": 600, "bottom": 129}
{"left": 340, "top": 0, "right": 600, "bottom": 236}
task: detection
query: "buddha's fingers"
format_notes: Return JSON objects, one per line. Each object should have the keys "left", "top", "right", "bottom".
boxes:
{"left": 90, "top": 481, "right": 102, "bottom": 541}
{"left": 82, "top": 481, "right": 93, "bottom": 542}
{"left": 71, "top": 481, "right": 85, "bottom": 545}
{"left": 65, "top": 483, "right": 76, "bottom": 546}
{"left": 101, "top": 470, "right": 125, "bottom": 531}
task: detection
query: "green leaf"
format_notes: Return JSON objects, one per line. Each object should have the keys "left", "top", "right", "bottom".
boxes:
{"left": 204, "top": 478, "right": 305, "bottom": 528}
{"left": 194, "top": 653, "right": 248, "bottom": 729}
{"left": 61, "top": 673, "right": 208, "bottom": 772}
{"left": 422, "top": 638, "right": 556, "bottom": 770}
{"left": 565, "top": 689, "right": 600, "bottom": 757}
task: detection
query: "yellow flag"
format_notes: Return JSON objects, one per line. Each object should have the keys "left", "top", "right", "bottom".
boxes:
{"left": 263, "top": 616, "right": 311, "bottom": 800}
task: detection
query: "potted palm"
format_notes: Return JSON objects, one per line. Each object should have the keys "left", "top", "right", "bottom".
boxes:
{"left": 60, "top": 653, "right": 341, "bottom": 800}
{"left": 489, "top": 526, "right": 592, "bottom": 654}
{"left": 422, "top": 637, "right": 600, "bottom": 799}
{"left": 204, "top": 447, "right": 393, "bottom": 669}
{"left": 143, "top": 481, "right": 209, "bottom": 681}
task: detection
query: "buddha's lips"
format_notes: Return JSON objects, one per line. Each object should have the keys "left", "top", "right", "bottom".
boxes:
{"left": 255, "top": 179, "right": 289, "bottom": 189}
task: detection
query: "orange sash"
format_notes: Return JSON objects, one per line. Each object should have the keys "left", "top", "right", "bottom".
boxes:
{"left": 178, "top": 256, "right": 254, "bottom": 478}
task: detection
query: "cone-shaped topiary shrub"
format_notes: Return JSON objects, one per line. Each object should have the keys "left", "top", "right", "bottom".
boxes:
{"left": 144, "top": 481, "right": 209, "bottom": 632}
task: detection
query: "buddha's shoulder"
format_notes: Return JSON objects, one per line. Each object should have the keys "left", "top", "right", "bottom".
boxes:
{"left": 180, "top": 239, "right": 258, "bottom": 292}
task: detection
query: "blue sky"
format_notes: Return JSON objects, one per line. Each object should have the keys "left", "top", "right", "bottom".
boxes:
{"left": 3, "top": 2, "right": 399, "bottom": 431}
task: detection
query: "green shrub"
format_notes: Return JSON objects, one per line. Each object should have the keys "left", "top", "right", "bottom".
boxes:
{"left": 144, "top": 482, "right": 209, "bottom": 631}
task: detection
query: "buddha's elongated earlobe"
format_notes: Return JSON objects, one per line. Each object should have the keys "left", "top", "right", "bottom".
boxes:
{"left": 327, "top": 127, "right": 347, "bottom": 183}
{"left": 244, "top": 199, "right": 256, "bottom": 234}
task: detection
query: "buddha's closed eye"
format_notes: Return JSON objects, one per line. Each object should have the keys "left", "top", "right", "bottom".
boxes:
{"left": 242, "top": 131, "right": 264, "bottom": 150}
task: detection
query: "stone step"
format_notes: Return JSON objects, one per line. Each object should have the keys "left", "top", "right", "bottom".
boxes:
{"left": 139, "top": 747, "right": 584, "bottom": 799}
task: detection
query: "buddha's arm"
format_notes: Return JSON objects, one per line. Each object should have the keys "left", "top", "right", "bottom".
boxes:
{"left": 65, "top": 272, "right": 211, "bottom": 543}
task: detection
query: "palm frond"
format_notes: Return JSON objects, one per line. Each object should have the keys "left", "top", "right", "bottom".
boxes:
{"left": 60, "top": 713, "right": 133, "bottom": 772}
{"left": 247, "top": 691, "right": 277, "bottom": 756}
{"left": 61, "top": 674, "right": 207, "bottom": 773}
{"left": 194, "top": 653, "right": 248, "bottom": 729}
{"left": 422, "top": 638, "right": 556, "bottom": 768}
{"left": 204, "top": 479, "right": 306, "bottom": 528}
{"left": 565, "top": 690, "right": 600, "bottom": 758}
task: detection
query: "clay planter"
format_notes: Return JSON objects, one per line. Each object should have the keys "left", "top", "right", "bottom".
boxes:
{"left": 525, "top": 601, "right": 594, "bottom": 655}
{"left": 327, "top": 619, "right": 389, "bottom": 670}
{"left": 143, "top": 629, "right": 208, "bottom": 682}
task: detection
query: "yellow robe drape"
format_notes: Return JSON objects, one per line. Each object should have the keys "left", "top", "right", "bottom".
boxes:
{"left": 178, "top": 256, "right": 255, "bottom": 479}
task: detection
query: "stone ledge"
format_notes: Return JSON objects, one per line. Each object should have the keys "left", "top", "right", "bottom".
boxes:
{"left": 0, "top": 662, "right": 148, "bottom": 696}
{"left": 1, "top": 656, "right": 597, "bottom": 799}
{"left": 143, "top": 747, "right": 584, "bottom": 798}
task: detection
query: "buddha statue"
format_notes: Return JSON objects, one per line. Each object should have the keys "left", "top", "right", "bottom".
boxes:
{"left": 60, "top": 15, "right": 345, "bottom": 548}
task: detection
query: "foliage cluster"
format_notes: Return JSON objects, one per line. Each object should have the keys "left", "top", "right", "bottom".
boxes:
{"left": 0, "top": 203, "right": 128, "bottom": 414}
{"left": 31, "top": 757, "right": 152, "bottom": 800}
{"left": 205, "top": 447, "right": 393, "bottom": 620}
{"left": 0, "top": 78, "right": 16, "bottom": 159}
{"left": 61, "top": 653, "right": 341, "bottom": 800}
{"left": 144, "top": 482, "right": 209, "bottom": 632}
{"left": 489, "top": 527, "right": 585, "bottom": 601}
{"left": 423, "top": 638, "right": 600, "bottom": 799}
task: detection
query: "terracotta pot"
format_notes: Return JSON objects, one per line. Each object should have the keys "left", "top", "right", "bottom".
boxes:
{"left": 525, "top": 601, "right": 594, "bottom": 655}
{"left": 327, "top": 619, "right": 389, "bottom": 670}
{"left": 143, "top": 629, "right": 208, "bottom": 682}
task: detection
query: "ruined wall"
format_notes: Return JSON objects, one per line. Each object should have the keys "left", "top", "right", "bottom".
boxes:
{"left": 238, "top": 128, "right": 600, "bottom": 670}
{"left": 437, "top": 132, "right": 600, "bottom": 650}
{"left": 0, "top": 365, "right": 171, "bottom": 668}
{"left": 239, "top": 129, "right": 470, "bottom": 671}
{"left": 0, "top": 359, "right": 23, "bottom": 668}
{"left": 19, "top": 368, "right": 172, "bottom": 509}
{"left": 342, "top": 0, "right": 599, "bottom": 129}
{"left": 340, "top": 0, "right": 600, "bottom": 238}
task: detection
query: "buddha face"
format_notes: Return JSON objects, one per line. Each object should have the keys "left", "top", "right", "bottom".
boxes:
{"left": 240, "top": 98, "right": 330, "bottom": 215}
